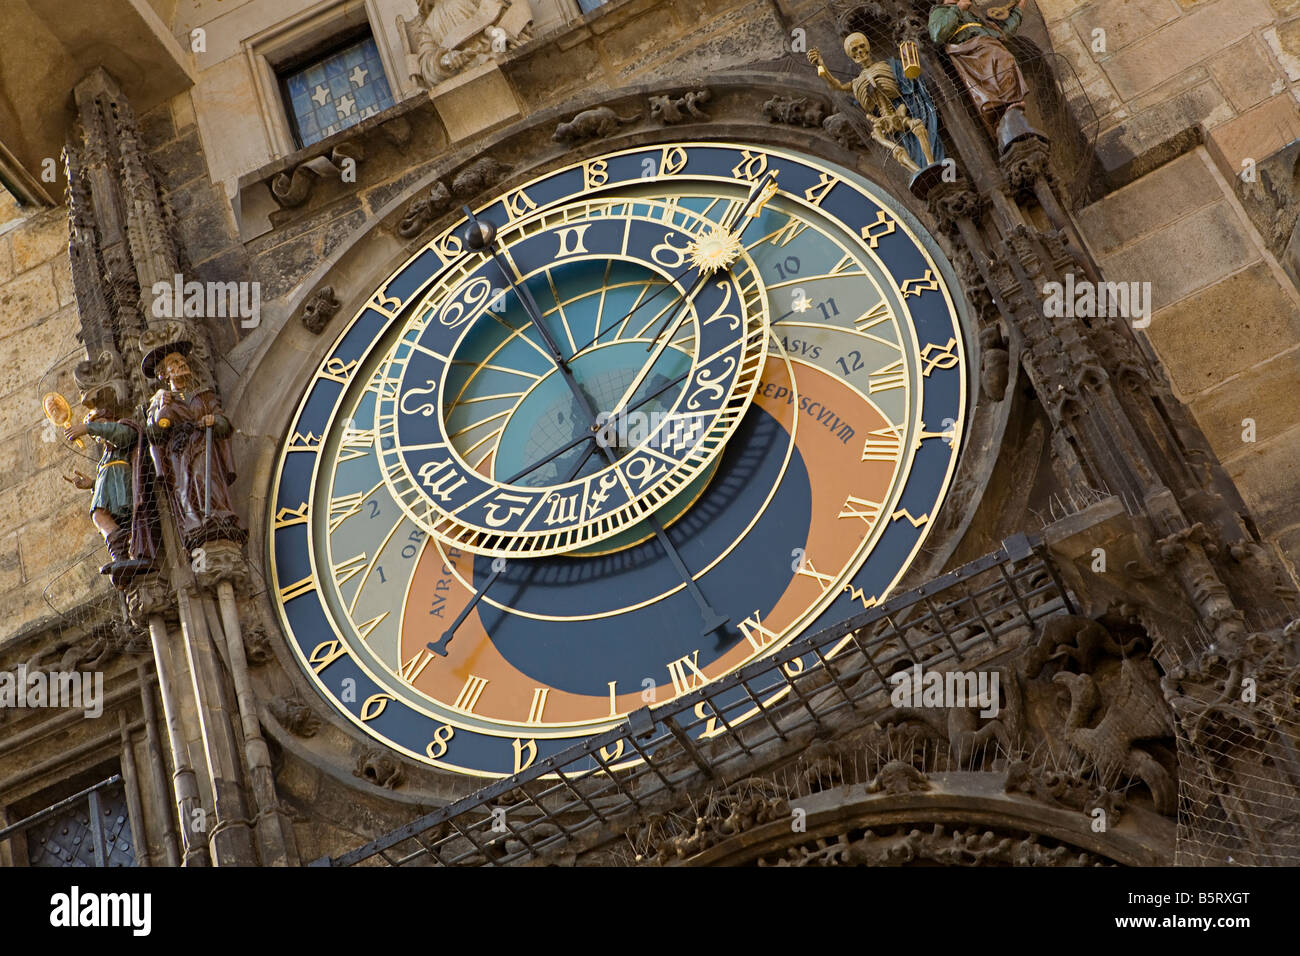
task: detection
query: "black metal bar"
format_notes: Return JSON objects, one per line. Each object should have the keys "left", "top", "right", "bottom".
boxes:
{"left": 0, "top": 775, "right": 122, "bottom": 844}
{"left": 330, "top": 536, "right": 1069, "bottom": 867}
{"left": 87, "top": 788, "right": 107, "bottom": 868}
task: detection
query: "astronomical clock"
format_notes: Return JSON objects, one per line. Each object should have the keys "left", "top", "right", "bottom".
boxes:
{"left": 268, "top": 141, "right": 970, "bottom": 778}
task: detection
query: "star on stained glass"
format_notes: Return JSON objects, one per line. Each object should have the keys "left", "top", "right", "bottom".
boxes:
{"left": 311, "top": 84, "right": 329, "bottom": 106}
{"left": 336, "top": 94, "right": 357, "bottom": 118}
{"left": 349, "top": 65, "right": 369, "bottom": 87}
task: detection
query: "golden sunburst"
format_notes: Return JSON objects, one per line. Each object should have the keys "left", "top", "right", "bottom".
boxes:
{"left": 686, "top": 226, "right": 744, "bottom": 273}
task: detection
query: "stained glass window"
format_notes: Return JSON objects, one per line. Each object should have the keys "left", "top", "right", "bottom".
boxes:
{"left": 281, "top": 33, "right": 396, "bottom": 149}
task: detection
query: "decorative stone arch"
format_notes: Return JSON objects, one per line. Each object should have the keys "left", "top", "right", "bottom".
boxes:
{"left": 677, "top": 774, "right": 1175, "bottom": 867}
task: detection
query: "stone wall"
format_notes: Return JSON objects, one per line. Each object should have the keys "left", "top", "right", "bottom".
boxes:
{"left": 1041, "top": 0, "right": 1300, "bottom": 183}
{"left": 1042, "top": 0, "right": 1300, "bottom": 578}
{"left": 0, "top": 208, "right": 106, "bottom": 642}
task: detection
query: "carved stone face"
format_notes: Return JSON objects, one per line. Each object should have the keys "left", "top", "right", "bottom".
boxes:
{"left": 844, "top": 32, "right": 871, "bottom": 65}
{"left": 159, "top": 352, "right": 193, "bottom": 392}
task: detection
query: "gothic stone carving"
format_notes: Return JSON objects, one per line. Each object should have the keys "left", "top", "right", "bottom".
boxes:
{"left": 270, "top": 142, "right": 364, "bottom": 208}
{"left": 649, "top": 89, "right": 711, "bottom": 125}
{"left": 396, "top": 158, "right": 512, "bottom": 240}
{"left": 354, "top": 749, "right": 405, "bottom": 789}
{"left": 269, "top": 695, "right": 322, "bottom": 737}
{"left": 762, "top": 95, "right": 828, "bottom": 128}
{"left": 300, "top": 285, "right": 342, "bottom": 335}
{"left": 552, "top": 107, "right": 641, "bottom": 145}
{"left": 399, "top": 0, "right": 533, "bottom": 89}
{"left": 760, "top": 823, "right": 1108, "bottom": 867}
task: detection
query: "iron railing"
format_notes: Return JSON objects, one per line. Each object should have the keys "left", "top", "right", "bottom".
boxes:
{"left": 315, "top": 532, "right": 1074, "bottom": 867}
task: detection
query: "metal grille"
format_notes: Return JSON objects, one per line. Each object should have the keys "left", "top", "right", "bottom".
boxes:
{"left": 4, "top": 776, "right": 138, "bottom": 868}
{"left": 318, "top": 533, "right": 1073, "bottom": 867}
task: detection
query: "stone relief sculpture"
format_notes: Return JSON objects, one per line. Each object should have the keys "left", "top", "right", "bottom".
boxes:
{"left": 398, "top": 0, "right": 534, "bottom": 89}
{"left": 142, "top": 342, "right": 247, "bottom": 550}
{"left": 56, "top": 388, "right": 159, "bottom": 586}
{"left": 808, "top": 32, "right": 945, "bottom": 194}
{"left": 928, "top": 0, "right": 1044, "bottom": 151}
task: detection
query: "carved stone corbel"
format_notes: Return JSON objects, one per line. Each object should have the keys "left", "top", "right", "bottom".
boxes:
{"left": 270, "top": 142, "right": 365, "bottom": 209}
{"left": 300, "top": 285, "right": 342, "bottom": 335}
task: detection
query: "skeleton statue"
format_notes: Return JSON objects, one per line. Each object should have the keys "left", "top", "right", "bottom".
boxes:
{"left": 399, "top": 0, "right": 533, "bottom": 89}
{"left": 808, "top": 32, "right": 943, "bottom": 179}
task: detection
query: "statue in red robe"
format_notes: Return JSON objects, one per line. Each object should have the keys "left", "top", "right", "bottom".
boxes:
{"left": 142, "top": 342, "right": 246, "bottom": 551}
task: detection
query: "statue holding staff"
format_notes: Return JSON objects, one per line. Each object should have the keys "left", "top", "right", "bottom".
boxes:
{"left": 142, "top": 342, "right": 246, "bottom": 551}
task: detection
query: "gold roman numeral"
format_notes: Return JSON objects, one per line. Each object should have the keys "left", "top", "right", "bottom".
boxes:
{"left": 738, "top": 612, "right": 780, "bottom": 653}
{"left": 666, "top": 650, "right": 708, "bottom": 697}
{"left": 332, "top": 553, "right": 367, "bottom": 587}
{"left": 279, "top": 575, "right": 316, "bottom": 602}
{"left": 328, "top": 492, "right": 366, "bottom": 533}
{"left": 862, "top": 424, "right": 904, "bottom": 462}
{"left": 526, "top": 688, "right": 550, "bottom": 724}
{"left": 399, "top": 649, "right": 435, "bottom": 683}
{"left": 868, "top": 358, "right": 907, "bottom": 394}
{"left": 453, "top": 675, "right": 489, "bottom": 713}
{"left": 839, "top": 495, "right": 882, "bottom": 524}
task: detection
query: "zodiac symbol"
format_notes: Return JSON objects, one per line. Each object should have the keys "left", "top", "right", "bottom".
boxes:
{"left": 686, "top": 356, "right": 735, "bottom": 410}
{"left": 400, "top": 380, "right": 439, "bottom": 417}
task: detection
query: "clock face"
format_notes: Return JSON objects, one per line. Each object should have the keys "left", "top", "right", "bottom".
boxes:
{"left": 269, "top": 142, "right": 970, "bottom": 777}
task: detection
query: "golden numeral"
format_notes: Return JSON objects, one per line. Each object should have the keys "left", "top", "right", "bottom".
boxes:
{"left": 399, "top": 649, "right": 434, "bottom": 683}
{"left": 868, "top": 358, "right": 907, "bottom": 394}
{"left": 279, "top": 575, "right": 315, "bottom": 602}
{"left": 662, "top": 145, "right": 688, "bottom": 176}
{"left": 426, "top": 724, "right": 455, "bottom": 759}
{"left": 900, "top": 270, "right": 940, "bottom": 298}
{"left": 584, "top": 159, "right": 609, "bottom": 188}
{"left": 862, "top": 424, "right": 904, "bottom": 461}
{"left": 608, "top": 680, "right": 618, "bottom": 718}
{"left": 453, "top": 675, "right": 489, "bottom": 713}
{"left": 360, "top": 693, "right": 394, "bottom": 721}
{"left": 732, "top": 150, "right": 768, "bottom": 181}
{"left": 854, "top": 301, "right": 891, "bottom": 333}
{"left": 666, "top": 650, "right": 707, "bottom": 697}
{"left": 332, "top": 553, "right": 367, "bottom": 587}
{"left": 526, "top": 687, "right": 549, "bottom": 724}
{"left": 328, "top": 492, "right": 366, "bottom": 533}
{"left": 891, "top": 508, "right": 930, "bottom": 528}
{"left": 694, "top": 701, "right": 725, "bottom": 739}
{"left": 861, "top": 210, "right": 897, "bottom": 248}
{"left": 804, "top": 172, "right": 836, "bottom": 206}
{"left": 738, "top": 611, "right": 780, "bottom": 652}
{"left": 920, "top": 338, "right": 959, "bottom": 376}
{"left": 503, "top": 188, "right": 537, "bottom": 220}
{"left": 599, "top": 739, "right": 625, "bottom": 763}
{"left": 320, "top": 357, "right": 358, "bottom": 384}
{"left": 513, "top": 737, "right": 538, "bottom": 773}
{"left": 839, "top": 495, "right": 882, "bottom": 523}
{"left": 308, "top": 639, "right": 347, "bottom": 674}
{"left": 273, "top": 502, "right": 308, "bottom": 529}
{"left": 795, "top": 558, "right": 837, "bottom": 592}
{"left": 355, "top": 613, "right": 387, "bottom": 642}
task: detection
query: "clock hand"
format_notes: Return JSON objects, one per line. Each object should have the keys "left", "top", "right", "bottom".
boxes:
{"left": 640, "top": 172, "right": 778, "bottom": 353}
{"left": 463, "top": 209, "right": 729, "bottom": 637}
{"left": 501, "top": 369, "right": 691, "bottom": 485}
{"left": 567, "top": 173, "right": 780, "bottom": 364}
{"left": 603, "top": 173, "right": 780, "bottom": 424}
{"left": 463, "top": 206, "right": 607, "bottom": 437}
{"left": 427, "top": 558, "right": 506, "bottom": 657}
